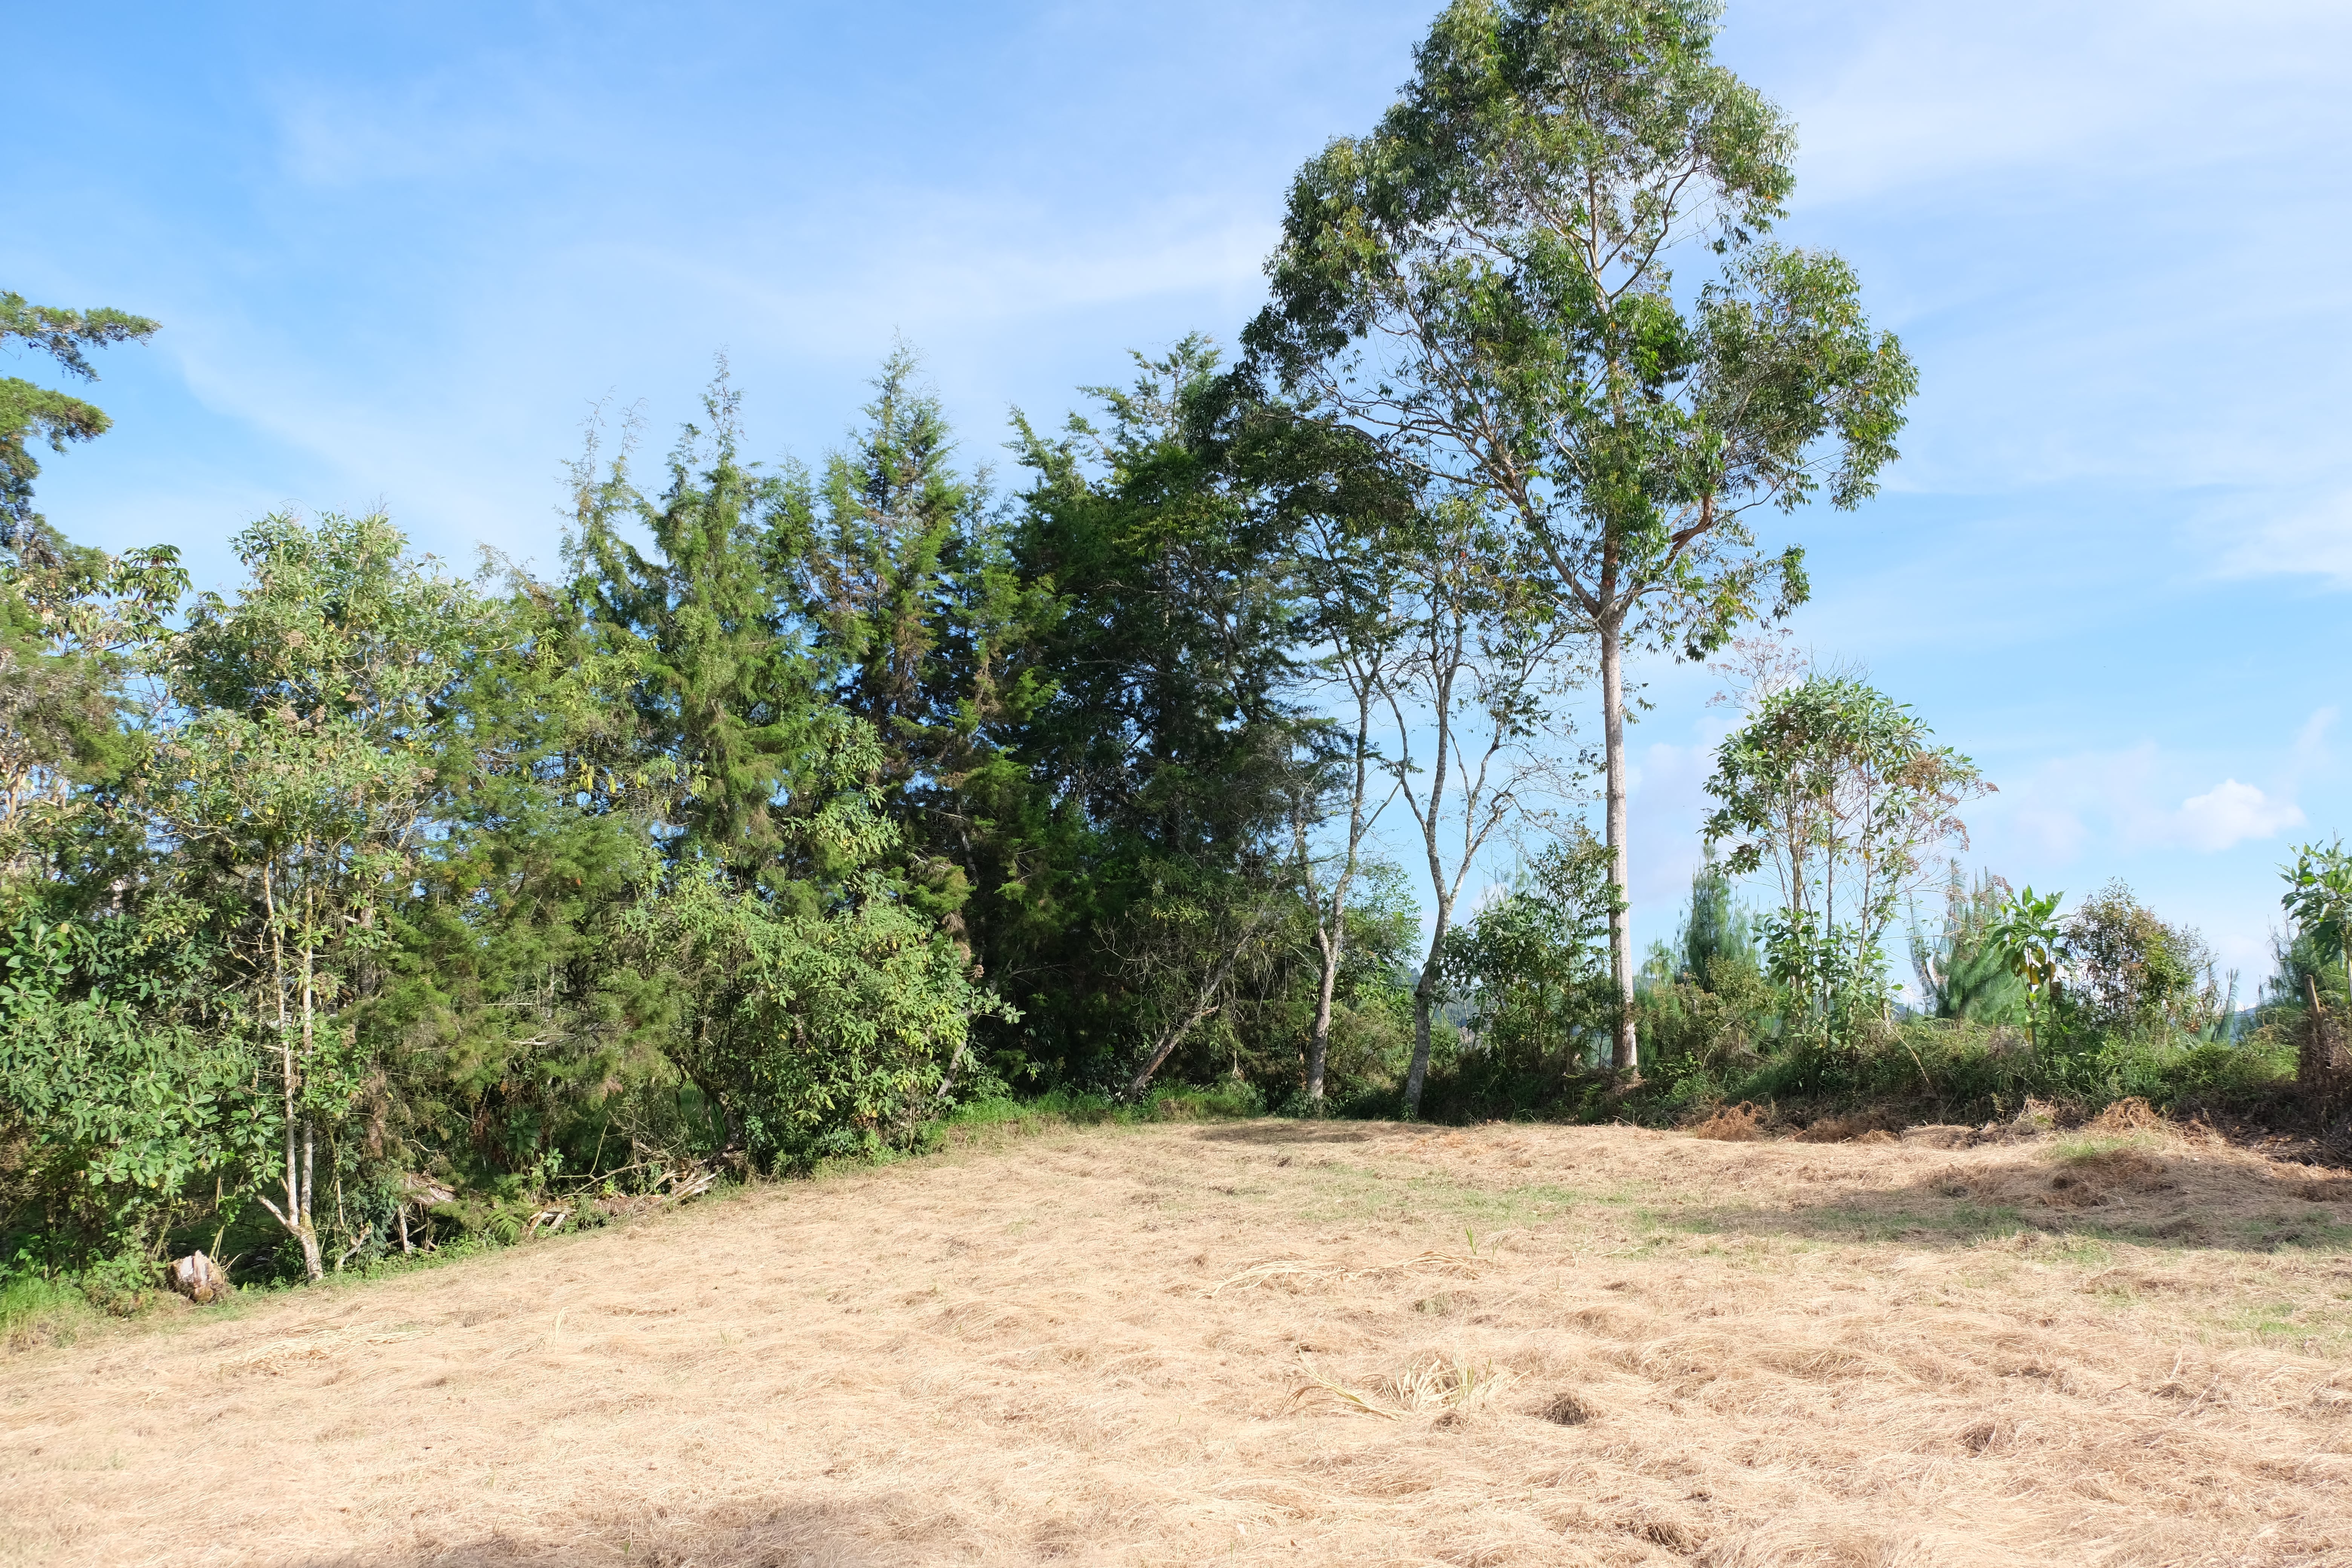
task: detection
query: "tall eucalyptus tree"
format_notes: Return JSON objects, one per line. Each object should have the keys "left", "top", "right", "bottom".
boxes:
{"left": 1245, "top": 0, "right": 1916, "bottom": 1069}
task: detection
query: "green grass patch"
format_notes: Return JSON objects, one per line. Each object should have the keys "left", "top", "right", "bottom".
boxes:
{"left": 935, "top": 1082, "right": 1265, "bottom": 1143}
{"left": 2052, "top": 1132, "right": 2166, "bottom": 1163}
{"left": 2230, "top": 1213, "right": 2352, "bottom": 1251}
{"left": 0, "top": 1272, "right": 101, "bottom": 1350}
{"left": 1657, "top": 1194, "right": 2032, "bottom": 1248}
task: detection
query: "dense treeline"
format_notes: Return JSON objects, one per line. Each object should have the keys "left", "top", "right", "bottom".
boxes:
{"left": 4, "top": 0, "right": 2345, "bottom": 1303}
{"left": 0, "top": 343, "right": 1455, "bottom": 1286}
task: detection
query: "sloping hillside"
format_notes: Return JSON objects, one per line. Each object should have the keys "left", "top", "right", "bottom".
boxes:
{"left": 6, "top": 1118, "right": 2351, "bottom": 1566}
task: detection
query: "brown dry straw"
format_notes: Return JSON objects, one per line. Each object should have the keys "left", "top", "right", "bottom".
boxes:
{"left": 5, "top": 1116, "right": 2349, "bottom": 1566}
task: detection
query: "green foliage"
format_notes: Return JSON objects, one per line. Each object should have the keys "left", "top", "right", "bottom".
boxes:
{"left": 567, "top": 381, "right": 822, "bottom": 887}
{"left": 1988, "top": 886, "right": 2067, "bottom": 1051}
{"left": 1244, "top": 0, "right": 1914, "bottom": 616}
{"left": 1691, "top": 1014, "right": 2292, "bottom": 1127}
{"left": 0, "top": 1269, "right": 98, "bottom": 1341}
{"left": 2283, "top": 839, "right": 2352, "bottom": 1001}
{"left": 994, "top": 341, "right": 1323, "bottom": 1094}
{"left": 0, "top": 218, "right": 2313, "bottom": 1299}
{"left": 1441, "top": 830, "right": 1617, "bottom": 1076}
{"left": 936, "top": 1078, "right": 1269, "bottom": 1138}
{"left": 16, "top": 11, "right": 2327, "bottom": 1325}
{"left": 2262, "top": 926, "right": 2344, "bottom": 1021}
{"left": 1245, "top": 0, "right": 1918, "bottom": 1067}
{"left": 0, "top": 291, "right": 159, "bottom": 541}
{"left": 1704, "top": 675, "right": 1987, "bottom": 1042}
{"left": 1637, "top": 954, "right": 1776, "bottom": 1080}
{"left": 1619, "top": 872, "right": 2283, "bottom": 1129}
{"left": 0, "top": 521, "right": 185, "bottom": 877}
{"left": 150, "top": 512, "right": 508, "bottom": 1279}
{"left": 0, "top": 917, "right": 252, "bottom": 1270}
{"left": 1637, "top": 861, "right": 1773, "bottom": 1075}
{"left": 374, "top": 556, "right": 660, "bottom": 1191}
{"left": 1377, "top": 492, "right": 1584, "bottom": 1115}
{"left": 620, "top": 825, "right": 1013, "bottom": 1170}
{"left": 0, "top": 296, "right": 161, "bottom": 552}
{"left": 1673, "top": 851, "right": 1759, "bottom": 991}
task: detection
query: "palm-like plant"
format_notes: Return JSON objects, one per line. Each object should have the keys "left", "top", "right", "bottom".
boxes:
{"left": 2283, "top": 840, "right": 2352, "bottom": 1020}
{"left": 1989, "top": 887, "right": 2067, "bottom": 1051}
{"left": 1909, "top": 864, "right": 2024, "bottom": 1023}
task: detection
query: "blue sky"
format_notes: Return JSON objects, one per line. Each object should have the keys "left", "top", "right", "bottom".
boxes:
{"left": 10, "top": 0, "right": 2349, "bottom": 989}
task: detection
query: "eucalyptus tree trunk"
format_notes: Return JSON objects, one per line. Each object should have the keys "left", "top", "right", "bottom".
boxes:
{"left": 1403, "top": 886, "right": 1456, "bottom": 1118}
{"left": 1304, "top": 682, "right": 1382, "bottom": 1105}
{"left": 1399, "top": 634, "right": 1462, "bottom": 1120}
{"left": 256, "top": 864, "right": 325, "bottom": 1281}
{"left": 295, "top": 898, "right": 324, "bottom": 1281}
{"left": 1306, "top": 928, "right": 1340, "bottom": 1102}
{"left": 1600, "top": 621, "right": 1636, "bottom": 1074}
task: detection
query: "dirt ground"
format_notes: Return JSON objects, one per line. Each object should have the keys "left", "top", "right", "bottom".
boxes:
{"left": 8, "top": 1115, "right": 2352, "bottom": 1567}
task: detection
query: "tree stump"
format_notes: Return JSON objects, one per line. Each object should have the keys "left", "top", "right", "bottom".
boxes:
{"left": 167, "top": 1251, "right": 231, "bottom": 1304}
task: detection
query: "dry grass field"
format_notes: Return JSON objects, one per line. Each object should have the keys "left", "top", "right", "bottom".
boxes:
{"left": 9, "top": 1112, "right": 2352, "bottom": 1567}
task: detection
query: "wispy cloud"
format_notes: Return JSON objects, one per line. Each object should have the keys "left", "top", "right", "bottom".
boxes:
{"left": 619, "top": 194, "right": 1279, "bottom": 357}
{"left": 2208, "top": 488, "right": 2352, "bottom": 589}
{"left": 1776, "top": 0, "right": 2352, "bottom": 208}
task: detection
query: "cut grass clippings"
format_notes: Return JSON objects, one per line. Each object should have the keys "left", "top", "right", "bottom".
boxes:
{"left": 6, "top": 1114, "right": 2352, "bottom": 1566}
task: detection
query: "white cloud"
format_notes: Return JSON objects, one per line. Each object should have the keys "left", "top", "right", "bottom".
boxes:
{"left": 628, "top": 194, "right": 1279, "bottom": 354}
{"left": 1623, "top": 719, "right": 1743, "bottom": 930}
{"left": 276, "top": 88, "right": 587, "bottom": 190}
{"left": 2170, "top": 779, "right": 2304, "bottom": 853}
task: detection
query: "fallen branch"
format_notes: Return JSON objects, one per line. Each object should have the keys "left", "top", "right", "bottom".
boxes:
{"left": 334, "top": 1227, "right": 375, "bottom": 1271}
{"left": 657, "top": 1164, "right": 718, "bottom": 1204}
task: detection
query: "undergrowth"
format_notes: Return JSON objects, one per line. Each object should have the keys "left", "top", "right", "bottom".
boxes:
{"left": 1401, "top": 1016, "right": 2302, "bottom": 1133}
{"left": 936, "top": 1080, "right": 1264, "bottom": 1136}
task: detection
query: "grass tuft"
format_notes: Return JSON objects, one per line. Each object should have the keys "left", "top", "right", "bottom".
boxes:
{"left": 0, "top": 1273, "right": 98, "bottom": 1351}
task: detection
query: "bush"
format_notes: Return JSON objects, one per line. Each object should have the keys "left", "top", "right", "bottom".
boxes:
{"left": 2066, "top": 882, "right": 2225, "bottom": 1037}
{"left": 0, "top": 919, "right": 253, "bottom": 1272}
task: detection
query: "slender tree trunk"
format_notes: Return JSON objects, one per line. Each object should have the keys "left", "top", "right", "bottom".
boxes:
{"left": 1601, "top": 619, "right": 1637, "bottom": 1073}
{"left": 298, "top": 1118, "right": 322, "bottom": 1280}
{"left": 1403, "top": 891, "right": 1452, "bottom": 1118}
{"left": 1307, "top": 927, "right": 1338, "bottom": 1102}
{"left": 1306, "top": 687, "right": 1378, "bottom": 1104}
{"left": 1406, "top": 963, "right": 1435, "bottom": 1116}
{"left": 295, "top": 914, "right": 323, "bottom": 1282}
{"left": 1401, "top": 643, "right": 1458, "bottom": 1119}
{"left": 257, "top": 864, "right": 323, "bottom": 1279}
